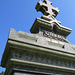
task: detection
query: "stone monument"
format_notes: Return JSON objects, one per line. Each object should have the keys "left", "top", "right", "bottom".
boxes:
{"left": 1, "top": 0, "right": 75, "bottom": 75}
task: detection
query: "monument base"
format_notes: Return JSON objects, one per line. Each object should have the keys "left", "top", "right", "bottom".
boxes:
{"left": 1, "top": 0, "right": 75, "bottom": 75}
{"left": 1, "top": 28, "right": 75, "bottom": 75}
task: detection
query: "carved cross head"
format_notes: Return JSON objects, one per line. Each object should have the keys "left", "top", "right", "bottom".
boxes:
{"left": 35, "top": 0, "right": 59, "bottom": 18}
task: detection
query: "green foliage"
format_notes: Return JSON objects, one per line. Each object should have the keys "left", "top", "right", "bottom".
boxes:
{"left": 0, "top": 71, "right": 4, "bottom": 75}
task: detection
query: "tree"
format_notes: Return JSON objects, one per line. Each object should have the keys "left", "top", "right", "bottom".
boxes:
{"left": 0, "top": 71, "right": 4, "bottom": 75}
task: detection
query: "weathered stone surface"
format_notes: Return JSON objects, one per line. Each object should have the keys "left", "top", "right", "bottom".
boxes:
{"left": 35, "top": 0, "right": 60, "bottom": 22}
{"left": 30, "top": 18, "right": 72, "bottom": 42}
{"left": 13, "top": 70, "right": 58, "bottom": 75}
{"left": 31, "top": 0, "right": 72, "bottom": 42}
{"left": 8, "top": 28, "right": 75, "bottom": 54}
{"left": 1, "top": 28, "right": 75, "bottom": 75}
{"left": 1, "top": 0, "right": 75, "bottom": 75}
{"left": 14, "top": 72, "right": 35, "bottom": 75}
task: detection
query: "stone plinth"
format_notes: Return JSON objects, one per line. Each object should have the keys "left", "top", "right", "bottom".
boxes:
{"left": 30, "top": 18, "right": 72, "bottom": 43}
{"left": 30, "top": 18, "right": 72, "bottom": 37}
{"left": 1, "top": 28, "right": 75, "bottom": 75}
{"left": 1, "top": 0, "right": 75, "bottom": 75}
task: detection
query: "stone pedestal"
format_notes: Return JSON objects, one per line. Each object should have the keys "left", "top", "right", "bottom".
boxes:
{"left": 1, "top": 27, "right": 75, "bottom": 75}
{"left": 1, "top": 1, "right": 75, "bottom": 74}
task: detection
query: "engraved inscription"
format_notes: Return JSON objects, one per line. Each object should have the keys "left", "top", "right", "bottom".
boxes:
{"left": 43, "top": 31, "right": 67, "bottom": 42}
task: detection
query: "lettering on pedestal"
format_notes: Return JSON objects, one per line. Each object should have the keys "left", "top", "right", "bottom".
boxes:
{"left": 43, "top": 31, "right": 67, "bottom": 42}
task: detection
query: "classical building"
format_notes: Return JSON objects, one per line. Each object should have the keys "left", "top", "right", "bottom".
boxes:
{"left": 1, "top": 0, "right": 75, "bottom": 75}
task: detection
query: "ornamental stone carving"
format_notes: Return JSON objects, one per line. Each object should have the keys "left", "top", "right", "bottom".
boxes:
{"left": 35, "top": 0, "right": 60, "bottom": 24}
{"left": 12, "top": 49, "right": 75, "bottom": 69}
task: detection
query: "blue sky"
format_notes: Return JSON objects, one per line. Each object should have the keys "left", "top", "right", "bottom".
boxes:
{"left": 0, "top": 0, "right": 75, "bottom": 73}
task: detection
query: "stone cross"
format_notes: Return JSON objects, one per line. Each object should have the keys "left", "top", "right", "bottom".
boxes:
{"left": 35, "top": 0, "right": 61, "bottom": 24}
